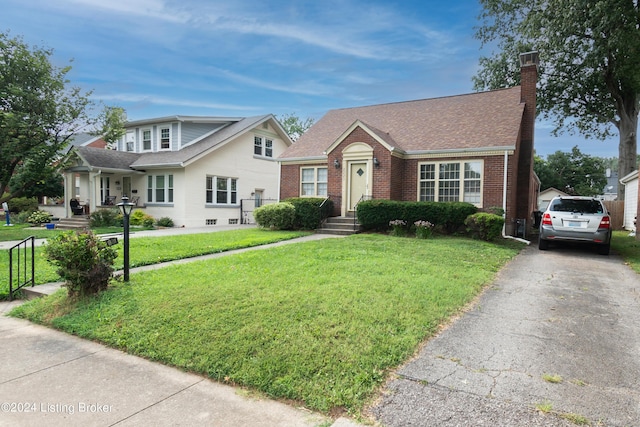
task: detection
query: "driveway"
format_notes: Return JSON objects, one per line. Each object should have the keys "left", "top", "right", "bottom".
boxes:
{"left": 370, "top": 243, "right": 640, "bottom": 426}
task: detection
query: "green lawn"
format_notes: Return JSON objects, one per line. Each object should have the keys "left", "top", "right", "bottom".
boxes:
{"left": 10, "top": 234, "right": 523, "bottom": 414}
{"left": 611, "top": 230, "right": 640, "bottom": 273}
{"left": 1, "top": 229, "right": 309, "bottom": 299}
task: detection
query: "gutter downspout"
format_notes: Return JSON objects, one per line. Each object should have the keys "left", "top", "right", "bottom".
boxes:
{"left": 501, "top": 150, "right": 530, "bottom": 245}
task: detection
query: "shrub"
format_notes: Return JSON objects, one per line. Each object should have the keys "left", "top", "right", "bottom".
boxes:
{"left": 414, "top": 220, "right": 434, "bottom": 239}
{"left": 156, "top": 217, "right": 174, "bottom": 228}
{"left": 130, "top": 210, "right": 147, "bottom": 225}
{"left": 284, "top": 197, "right": 333, "bottom": 229}
{"left": 142, "top": 215, "right": 155, "bottom": 228}
{"left": 27, "top": 210, "right": 53, "bottom": 225}
{"left": 389, "top": 219, "right": 407, "bottom": 237}
{"left": 254, "top": 202, "right": 296, "bottom": 230}
{"left": 6, "top": 197, "right": 38, "bottom": 214}
{"left": 464, "top": 213, "right": 505, "bottom": 241}
{"left": 90, "top": 208, "right": 121, "bottom": 227}
{"left": 357, "top": 200, "right": 477, "bottom": 233}
{"left": 43, "top": 231, "right": 118, "bottom": 297}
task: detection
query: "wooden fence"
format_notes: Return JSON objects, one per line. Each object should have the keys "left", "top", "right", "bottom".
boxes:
{"left": 603, "top": 200, "right": 625, "bottom": 230}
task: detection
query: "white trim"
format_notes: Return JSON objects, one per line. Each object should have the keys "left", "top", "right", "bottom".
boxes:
{"left": 158, "top": 123, "right": 172, "bottom": 151}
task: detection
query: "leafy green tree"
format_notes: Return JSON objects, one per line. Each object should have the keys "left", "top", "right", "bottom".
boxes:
{"left": 535, "top": 146, "right": 607, "bottom": 196}
{"left": 94, "top": 106, "right": 127, "bottom": 149}
{"left": 474, "top": 0, "right": 640, "bottom": 200}
{"left": 0, "top": 32, "right": 93, "bottom": 204}
{"left": 277, "top": 113, "right": 314, "bottom": 142}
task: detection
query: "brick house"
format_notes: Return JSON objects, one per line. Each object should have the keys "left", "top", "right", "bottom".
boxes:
{"left": 279, "top": 53, "right": 540, "bottom": 236}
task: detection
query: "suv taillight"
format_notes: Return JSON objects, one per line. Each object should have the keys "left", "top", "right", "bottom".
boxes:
{"left": 542, "top": 213, "right": 552, "bottom": 226}
{"left": 599, "top": 215, "right": 611, "bottom": 229}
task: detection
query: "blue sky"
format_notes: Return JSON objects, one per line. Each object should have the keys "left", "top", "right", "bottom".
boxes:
{"left": 2, "top": 0, "right": 621, "bottom": 158}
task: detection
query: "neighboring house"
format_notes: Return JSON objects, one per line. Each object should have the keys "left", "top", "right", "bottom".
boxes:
{"left": 66, "top": 132, "right": 108, "bottom": 152}
{"left": 62, "top": 115, "right": 292, "bottom": 227}
{"left": 601, "top": 169, "right": 619, "bottom": 201}
{"left": 538, "top": 187, "right": 569, "bottom": 211}
{"left": 279, "top": 52, "right": 540, "bottom": 236}
{"left": 620, "top": 170, "right": 638, "bottom": 231}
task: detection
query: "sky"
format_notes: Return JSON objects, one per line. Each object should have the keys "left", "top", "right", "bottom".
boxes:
{"left": 1, "top": 0, "right": 622, "bottom": 158}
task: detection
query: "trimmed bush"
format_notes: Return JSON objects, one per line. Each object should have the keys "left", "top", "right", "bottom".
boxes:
{"left": 27, "top": 210, "right": 53, "bottom": 225}
{"left": 284, "top": 197, "right": 334, "bottom": 230}
{"left": 357, "top": 200, "right": 477, "bottom": 233}
{"left": 156, "top": 217, "right": 174, "bottom": 228}
{"left": 90, "top": 208, "right": 121, "bottom": 227}
{"left": 464, "top": 212, "right": 504, "bottom": 241}
{"left": 254, "top": 202, "right": 296, "bottom": 230}
{"left": 43, "top": 231, "right": 118, "bottom": 297}
{"left": 6, "top": 197, "right": 38, "bottom": 214}
{"left": 130, "top": 210, "right": 153, "bottom": 226}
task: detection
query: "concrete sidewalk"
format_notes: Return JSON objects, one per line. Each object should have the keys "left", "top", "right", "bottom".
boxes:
{"left": 1, "top": 232, "right": 359, "bottom": 427}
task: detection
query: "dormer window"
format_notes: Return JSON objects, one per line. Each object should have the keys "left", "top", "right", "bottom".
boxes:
{"left": 142, "top": 129, "right": 152, "bottom": 151}
{"left": 125, "top": 131, "right": 135, "bottom": 152}
{"left": 160, "top": 126, "right": 171, "bottom": 150}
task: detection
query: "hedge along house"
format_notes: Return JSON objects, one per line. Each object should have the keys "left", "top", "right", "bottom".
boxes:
{"left": 62, "top": 115, "right": 292, "bottom": 227}
{"left": 279, "top": 53, "right": 540, "bottom": 236}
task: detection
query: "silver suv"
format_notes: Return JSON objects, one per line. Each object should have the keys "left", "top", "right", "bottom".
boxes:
{"left": 538, "top": 196, "right": 612, "bottom": 255}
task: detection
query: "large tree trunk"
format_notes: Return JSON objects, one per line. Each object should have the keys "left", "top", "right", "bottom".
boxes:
{"left": 617, "top": 110, "right": 638, "bottom": 201}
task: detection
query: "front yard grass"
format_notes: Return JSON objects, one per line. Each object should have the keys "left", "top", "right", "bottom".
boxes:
{"left": 611, "top": 230, "right": 640, "bottom": 273}
{"left": 0, "top": 229, "right": 308, "bottom": 299}
{"left": 11, "top": 234, "right": 522, "bottom": 415}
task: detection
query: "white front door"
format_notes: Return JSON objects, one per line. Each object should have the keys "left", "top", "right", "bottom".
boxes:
{"left": 348, "top": 162, "right": 368, "bottom": 211}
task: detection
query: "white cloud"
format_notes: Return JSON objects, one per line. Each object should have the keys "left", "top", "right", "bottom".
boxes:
{"left": 94, "top": 93, "right": 257, "bottom": 111}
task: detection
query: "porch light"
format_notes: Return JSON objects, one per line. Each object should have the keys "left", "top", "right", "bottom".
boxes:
{"left": 373, "top": 157, "right": 380, "bottom": 167}
{"left": 334, "top": 159, "right": 340, "bottom": 169}
{"left": 117, "top": 196, "right": 135, "bottom": 282}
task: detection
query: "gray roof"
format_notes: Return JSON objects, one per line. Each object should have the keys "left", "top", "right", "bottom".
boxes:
{"left": 69, "top": 114, "right": 286, "bottom": 171}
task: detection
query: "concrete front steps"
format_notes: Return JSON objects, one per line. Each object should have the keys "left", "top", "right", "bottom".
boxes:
{"left": 316, "top": 216, "right": 361, "bottom": 235}
{"left": 55, "top": 216, "right": 90, "bottom": 230}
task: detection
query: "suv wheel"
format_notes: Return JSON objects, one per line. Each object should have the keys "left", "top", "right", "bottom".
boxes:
{"left": 597, "top": 243, "right": 610, "bottom": 256}
{"left": 538, "top": 238, "right": 549, "bottom": 251}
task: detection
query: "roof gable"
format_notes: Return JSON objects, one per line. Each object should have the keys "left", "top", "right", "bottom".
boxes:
{"left": 280, "top": 86, "right": 525, "bottom": 160}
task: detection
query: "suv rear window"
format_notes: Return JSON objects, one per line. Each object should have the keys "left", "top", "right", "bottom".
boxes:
{"left": 550, "top": 199, "right": 603, "bottom": 214}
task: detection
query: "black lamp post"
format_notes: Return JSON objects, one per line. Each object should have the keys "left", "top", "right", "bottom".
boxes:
{"left": 117, "top": 196, "right": 135, "bottom": 282}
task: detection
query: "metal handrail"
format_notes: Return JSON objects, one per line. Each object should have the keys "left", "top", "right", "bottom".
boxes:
{"left": 8, "top": 236, "right": 35, "bottom": 301}
{"left": 353, "top": 194, "right": 373, "bottom": 230}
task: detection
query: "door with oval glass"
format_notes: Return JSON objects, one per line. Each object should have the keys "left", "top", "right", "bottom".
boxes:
{"left": 348, "top": 162, "right": 368, "bottom": 211}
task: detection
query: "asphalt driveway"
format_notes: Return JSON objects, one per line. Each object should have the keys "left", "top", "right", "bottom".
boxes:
{"left": 370, "top": 243, "right": 640, "bottom": 426}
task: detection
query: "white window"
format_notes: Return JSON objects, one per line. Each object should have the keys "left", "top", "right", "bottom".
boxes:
{"left": 142, "top": 128, "right": 152, "bottom": 151}
{"left": 206, "top": 176, "right": 238, "bottom": 205}
{"left": 418, "top": 161, "right": 482, "bottom": 206}
{"left": 301, "top": 167, "right": 327, "bottom": 197}
{"left": 125, "top": 131, "right": 135, "bottom": 152}
{"left": 254, "top": 136, "right": 273, "bottom": 157}
{"left": 160, "top": 126, "right": 171, "bottom": 150}
{"left": 254, "top": 136, "right": 263, "bottom": 155}
{"left": 147, "top": 174, "right": 173, "bottom": 203}
{"left": 265, "top": 139, "right": 273, "bottom": 157}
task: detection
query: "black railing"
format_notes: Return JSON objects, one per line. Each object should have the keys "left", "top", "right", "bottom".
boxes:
{"left": 9, "top": 236, "right": 35, "bottom": 301}
{"left": 354, "top": 194, "right": 372, "bottom": 230}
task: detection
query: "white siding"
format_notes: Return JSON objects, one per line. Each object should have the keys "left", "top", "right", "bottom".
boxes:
{"left": 622, "top": 174, "right": 638, "bottom": 231}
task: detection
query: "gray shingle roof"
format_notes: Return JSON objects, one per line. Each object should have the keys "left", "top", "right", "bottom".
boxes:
{"left": 280, "top": 86, "right": 524, "bottom": 160}
{"left": 76, "top": 147, "right": 141, "bottom": 170}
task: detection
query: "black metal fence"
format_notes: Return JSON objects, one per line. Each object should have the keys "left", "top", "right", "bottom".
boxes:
{"left": 9, "top": 236, "right": 35, "bottom": 301}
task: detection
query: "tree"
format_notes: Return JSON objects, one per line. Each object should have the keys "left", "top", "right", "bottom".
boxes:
{"left": 535, "top": 146, "right": 607, "bottom": 196}
{"left": 0, "top": 32, "right": 93, "bottom": 204}
{"left": 474, "top": 0, "right": 640, "bottom": 200}
{"left": 277, "top": 113, "right": 314, "bottom": 142}
{"left": 94, "top": 106, "right": 127, "bottom": 149}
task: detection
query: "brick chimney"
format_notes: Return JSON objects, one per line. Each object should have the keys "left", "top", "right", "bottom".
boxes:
{"left": 515, "top": 51, "right": 539, "bottom": 226}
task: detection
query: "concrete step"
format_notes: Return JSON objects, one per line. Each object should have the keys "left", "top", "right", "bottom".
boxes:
{"left": 317, "top": 216, "right": 361, "bottom": 235}
{"left": 55, "top": 216, "right": 90, "bottom": 230}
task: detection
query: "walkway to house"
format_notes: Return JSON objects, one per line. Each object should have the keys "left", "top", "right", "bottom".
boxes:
{"left": 0, "top": 227, "right": 357, "bottom": 427}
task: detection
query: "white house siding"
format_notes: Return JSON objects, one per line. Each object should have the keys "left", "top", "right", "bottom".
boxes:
{"left": 177, "top": 126, "right": 286, "bottom": 228}
{"left": 621, "top": 171, "right": 638, "bottom": 231}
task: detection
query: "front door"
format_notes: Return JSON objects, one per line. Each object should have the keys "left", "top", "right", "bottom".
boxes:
{"left": 123, "top": 177, "right": 131, "bottom": 198}
{"left": 348, "top": 162, "right": 368, "bottom": 211}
